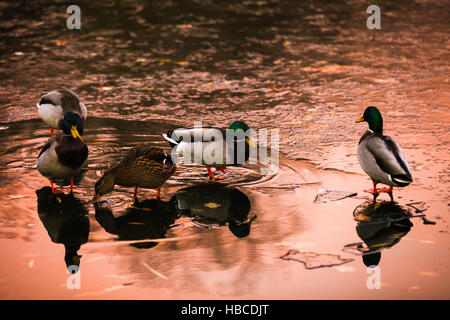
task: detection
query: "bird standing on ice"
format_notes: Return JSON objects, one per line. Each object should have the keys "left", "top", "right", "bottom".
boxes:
{"left": 356, "top": 106, "right": 413, "bottom": 202}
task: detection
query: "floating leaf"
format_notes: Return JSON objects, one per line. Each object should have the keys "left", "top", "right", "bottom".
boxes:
{"left": 101, "top": 1, "right": 116, "bottom": 7}
{"left": 314, "top": 189, "right": 357, "bottom": 203}
{"left": 156, "top": 58, "right": 172, "bottom": 63}
{"left": 49, "top": 39, "right": 67, "bottom": 46}
{"left": 204, "top": 202, "right": 221, "bottom": 209}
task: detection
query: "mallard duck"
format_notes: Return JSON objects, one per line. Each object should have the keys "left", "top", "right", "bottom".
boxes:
{"left": 37, "top": 112, "right": 88, "bottom": 194}
{"left": 352, "top": 201, "right": 413, "bottom": 267}
{"left": 94, "top": 198, "right": 178, "bottom": 248}
{"left": 37, "top": 90, "right": 87, "bottom": 136}
{"left": 93, "top": 145, "right": 176, "bottom": 202}
{"left": 162, "top": 121, "right": 256, "bottom": 180}
{"left": 356, "top": 106, "right": 412, "bottom": 201}
{"left": 36, "top": 186, "right": 89, "bottom": 268}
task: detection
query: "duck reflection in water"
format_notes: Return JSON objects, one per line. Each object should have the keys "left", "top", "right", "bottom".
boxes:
{"left": 36, "top": 186, "right": 89, "bottom": 269}
{"left": 94, "top": 199, "right": 178, "bottom": 249}
{"left": 173, "top": 184, "right": 255, "bottom": 238}
{"left": 351, "top": 201, "right": 413, "bottom": 267}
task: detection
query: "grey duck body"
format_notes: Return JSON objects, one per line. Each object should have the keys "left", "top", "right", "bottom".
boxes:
{"left": 357, "top": 130, "right": 412, "bottom": 187}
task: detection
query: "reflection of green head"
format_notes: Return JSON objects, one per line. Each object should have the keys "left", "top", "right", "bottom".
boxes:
{"left": 228, "top": 220, "right": 251, "bottom": 238}
{"left": 362, "top": 251, "right": 381, "bottom": 267}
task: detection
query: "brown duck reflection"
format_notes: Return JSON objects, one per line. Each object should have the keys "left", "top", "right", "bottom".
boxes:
{"left": 94, "top": 199, "right": 178, "bottom": 249}
{"left": 173, "top": 184, "right": 255, "bottom": 238}
{"left": 36, "top": 186, "right": 90, "bottom": 269}
{"left": 351, "top": 201, "right": 413, "bottom": 267}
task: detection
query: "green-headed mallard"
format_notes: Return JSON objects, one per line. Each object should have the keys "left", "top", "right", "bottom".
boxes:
{"left": 352, "top": 201, "right": 413, "bottom": 267}
{"left": 356, "top": 106, "right": 412, "bottom": 201}
{"left": 162, "top": 121, "right": 256, "bottom": 180}
{"left": 37, "top": 90, "right": 87, "bottom": 137}
{"left": 37, "top": 112, "right": 88, "bottom": 194}
{"left": 93, "top": 145, "right": 176, "bottom": 202}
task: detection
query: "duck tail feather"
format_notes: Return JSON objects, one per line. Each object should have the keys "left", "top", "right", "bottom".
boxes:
{"left": 163, "top": 130, "right": 178, "bottom": 147}
{"left": 391, "top": 174, "right": 412, "bottom": 187}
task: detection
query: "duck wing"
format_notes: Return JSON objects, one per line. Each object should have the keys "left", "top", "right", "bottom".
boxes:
{"left": 60, "top": 90, "right": 87, "bottom": 119}
{"left": 38, "top": 90, "right": 87, "bottom": 120}
{"left": 365, "top": 135, "right": 412, "bottom": 185}
{"left": 38, "top": 135, "right": 60, "bottom": 158}
{"left": 164, "top": 126, "right": 226, "bottom": 145}
{"left": 115, "top": 145, "right": 169, "bottom": 168}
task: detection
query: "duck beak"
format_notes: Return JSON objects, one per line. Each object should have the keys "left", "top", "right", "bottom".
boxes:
{"left": 92, "top": 193, "right": 101, "bottom": 203}
{"left": 246, "top": 136, "right": 257, "bottom": 148}
{"left": 71, "top": 126, "right": 84, "bottom": 142}
{"left": 355, "top": 117, "right": 365, "bottom": 123}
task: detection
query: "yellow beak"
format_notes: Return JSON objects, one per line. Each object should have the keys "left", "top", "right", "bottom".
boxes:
{"left": 71, "top": 125, "right": 84, "bottom": 142}
{"left": 246, "top": 136, "right": 257, "bottom": 148}
{"left": 355, "top": 117, "right": 365, "bottom": 123}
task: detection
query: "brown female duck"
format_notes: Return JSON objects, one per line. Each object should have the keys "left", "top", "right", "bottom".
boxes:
{"left": 93, "top": 145, "right": 176, "bottom": 202}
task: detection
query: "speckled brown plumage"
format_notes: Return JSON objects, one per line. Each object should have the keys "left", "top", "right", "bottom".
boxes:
{"left": 107, "top": 145, "right": 176, "bottom": 189}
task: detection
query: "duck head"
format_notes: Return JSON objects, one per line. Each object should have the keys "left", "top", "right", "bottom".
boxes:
{"left": 93, "top": 172, "right": 115, "bottom": 203}
{"left": 356, "top": 106, "right": 383, "bottom": 134}
{"left": 228, "top": 121, "right": 256, "bottom": 148}
{"left": 62, "top": 112, "right": 84, "bottom": 141}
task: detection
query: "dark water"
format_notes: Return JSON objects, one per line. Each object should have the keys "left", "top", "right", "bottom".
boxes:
{"left": 0, "top": 0, "right": 449, "bottom": 299}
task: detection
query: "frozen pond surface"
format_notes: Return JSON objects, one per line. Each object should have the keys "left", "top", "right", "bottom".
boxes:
{"left": 0, "top": 0, "right": 448, "bottom": 299}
